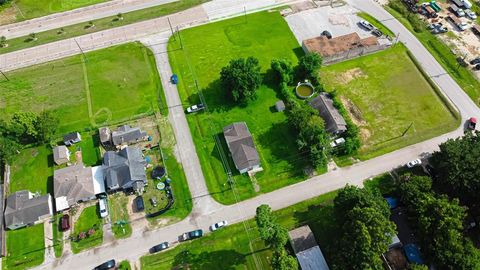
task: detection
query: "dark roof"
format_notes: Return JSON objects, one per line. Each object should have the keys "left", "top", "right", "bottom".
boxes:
{"left": 309, "top": 93, "right": 347, "bottom": 134}
{"left": 223, "top": 122, "right": 260, "bottom": 173}
{"left": 4, "top": 191, "right": 52, "bottom": 228}
{"left": 112, "top": 125, "right": 147, "bottom": 146}
{"left": 63, "top": 132, "right": 81, "bottom": 142}
{"left": 54, "top": 164, "right": 95, "bottom": 207}
{"left": 99, "top": 127, "right": 111, "bottom": 144}
{"left": 289, "top": 225, "right": 330, "bottom": 270}
{"left": 103, "top": 147, "right": 147, "bottom": 191}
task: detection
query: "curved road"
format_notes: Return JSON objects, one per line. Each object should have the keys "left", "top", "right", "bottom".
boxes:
{"left": 29, "top": 0, "right": 480, "bottom": 269}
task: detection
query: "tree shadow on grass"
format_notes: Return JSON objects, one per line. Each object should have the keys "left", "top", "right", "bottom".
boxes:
{"left": 172, "top": 249, "right": 247, "bottom": 270}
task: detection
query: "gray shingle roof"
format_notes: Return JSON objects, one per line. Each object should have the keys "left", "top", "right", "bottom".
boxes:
{"left": 99, "top": 127, "right": 111, "bottom": 144}
{"left": 223, "top": 122, "right": 260, "bottom": 173}
{"left": 54, "top": 164, "right": 96, "bottom": 207}
{"left": 4, "top": 191, "right": 52, "bottom": 228}
{"left": 289, "top": 225, "right": 330, "bottom": 270}
{"left": 103, "top": 147, "right": 147, "bottom": 191}
{"left": 111, "top": 125, "right": 147, "bottom": 146}
{"left": 63, "top": 132, "right": 81, "bottom": 143}
{"left": 53, "top": 145, "right": 69, "bottom": 164}
{"left": 309, "top": 93, "right": 347, "bottom": 134}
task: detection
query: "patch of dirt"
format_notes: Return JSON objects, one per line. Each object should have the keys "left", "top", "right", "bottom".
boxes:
{"left": 340, "top": 96, "right": 366, "bottom": 126}
{"left": 0, "top": 6, "right": 17, "bottom": 26}
{"left": 337, "top": 68, "right": 367, "bottom": 84}
{"left": 360, "top": 128, "right": 371, "bottom": 142}
{"left": 328, "top": 13, "right": 349, "bottom": 26}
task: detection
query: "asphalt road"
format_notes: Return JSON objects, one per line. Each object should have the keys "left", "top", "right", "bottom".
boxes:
{"left": 26, "top": 0, "right": 480, "bottom": 269}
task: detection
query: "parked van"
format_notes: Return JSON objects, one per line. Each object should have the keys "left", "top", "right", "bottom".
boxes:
{"left": 99, "top": 198, "right": 108, "bottom": 218}
{"left": 450, "top": 4, "right": 465, "bottom": 17}
{"left": 449, "top": 15, "right": 468, "bottom": 31}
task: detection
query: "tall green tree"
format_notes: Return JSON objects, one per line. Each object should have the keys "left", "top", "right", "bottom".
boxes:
{"left": 0, "top": 137, "right": 20, "bottom": 163}
{"left": 271, "top": 59, "right": 294, "bottom": 84}
{"left": 36, "top": 110, "right": 59, "bottom": 143}
{"left": 9, "top": 111, "right": 39, "bottom": 141}
{"left": 220, "top": 57, "right": 262, "bottom": 104}
{"left": 256, "top": 204, "right": 277, "bottom": 242}
{"left": 297, "top": 53, "right": 322, "bottom": 83}
{"left": 271, "top": 249, "right": 298, "bottom": 270}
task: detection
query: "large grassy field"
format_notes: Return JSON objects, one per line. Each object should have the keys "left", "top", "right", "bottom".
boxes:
{"left": 321, "top": 45, "right": 458, "bottom": 160}
{"left": 4, "top": 224, "right": 45, "bottom": 270}
{"left": 0, "top": 42, "right": 162, "bottom": 134}
{"left": 168, "top": 11, "right": 308, "bottom": 205}
{"left": 11, "top": 0, "right": 105, "bottom": 21}
{"left": 71, "top": 205, "right": 103, "bottom": 253}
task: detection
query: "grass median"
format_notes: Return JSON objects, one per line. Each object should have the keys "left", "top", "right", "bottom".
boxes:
{"left": 0, "top": 0, "right": 209, "bottom": 54}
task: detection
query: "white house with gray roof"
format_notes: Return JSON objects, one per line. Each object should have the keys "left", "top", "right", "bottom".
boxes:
{"left": 223, "top": 122, "right": 261, "bottom": 174}
{"left": 309, "top": 93, "right": 347, "bottom": 135}
{"left": 111, "top": 125, "right": 147, "bottom": 146}
{"left": 4, "top": 191, "right": 53, "bottom": 230}
{"left": 103, "top": 147, "right": 147, "bottom": 192}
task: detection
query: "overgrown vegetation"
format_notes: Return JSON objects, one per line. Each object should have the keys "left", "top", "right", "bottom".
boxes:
{"left": 220, "top": 57, "right": 262, "bottom": 104}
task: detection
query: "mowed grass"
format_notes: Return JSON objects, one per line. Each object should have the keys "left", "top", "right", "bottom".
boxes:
{"left": 71, "top": 205, "right": 103, "bottom": 254}
{"left": 9, "top": 145, "right": 53, "bottom": 195}
{"left": 321, "top": 45, "right": 458, "bottom": 160}
{"left": 109, "top": 194, "right": 132, "bottom": 239}
{"left": 168, "top": 11, "right": 308, "bottom": 205}
{"left": 4, "top": 224, "right": 45, "bottom": 270}
{"left": 0, "top": 42, "right": 162, "bottom": 134}
{"left": 12, "top": 0, "right": 105, "bottom": 21}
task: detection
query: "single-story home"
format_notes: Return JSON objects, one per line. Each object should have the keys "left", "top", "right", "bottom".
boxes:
{"left": 99, "top": 127, "right": 112, "bottom": 147}
{"left": 53, "top": 145, "right": 70, "bottom": 165}
{"left": 111, "top": 125, "right": 148, "bottom": 146}
{"left": 63, "top": 132, "right": 82, "bottom": 146}
{"left": 309, "top": 93, "right": 347, "bottom": 135}
{"left": 289, "top": 225, "right": 330, "bottom": 270}
{"left": 53, "top": 164, "right": 105, "bottom": 212}
{"left": 103, "top": 146, "right": 147, "bottom": 193}
{"left": 4, "top": 191, "right": 53, "bottom": 230}
{"left": 223, "top": 122, "right": 261, "bottom": 174}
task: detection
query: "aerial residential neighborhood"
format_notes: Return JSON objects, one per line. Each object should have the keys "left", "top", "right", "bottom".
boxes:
{"left": 1, "top": 0, "right": 480, "bottom": 269}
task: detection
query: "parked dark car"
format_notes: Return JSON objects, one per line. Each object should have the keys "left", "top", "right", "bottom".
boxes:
{"left": 60, "top": 214, "right": 70, "bottom": 231}
{"left": 135, "top": 196, "right": 145, "bottom": 212}
{"left": 457, "top": 57, "right": 469, "bottom": 67}
{"left": 181, "top": 229, "right": 203, "bottom": 241}
{"left": 321, "top": 30, "right": 332, "bottom": 39}
{"left": 93, "top": 259, "right": 116, "bottom": 270}
{"left": 150, "top": 242, "right": 170, "bottom": 253}
{"left": 470, "top": 57, "right": 480, "bottom": 65}
{"left": 475, "top": 64, "right": 480, "bottom": 70}
{"left": 371, "top": 29, "right": 383, "bottom": 37}
{"left": 170, "top": 74, "right": 178, "bottom": 84}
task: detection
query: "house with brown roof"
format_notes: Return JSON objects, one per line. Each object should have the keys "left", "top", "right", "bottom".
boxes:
{"left": 53, "top": 145, "right": 70, "bottom": 165}
{"left": 309, "top": 93, "right": 347, "bottom": 135}
{"left": 53, "top": 164, "right": 105, "bottom": 211}
{"left": 4, "top": 191, "right": 53, "bottom": 230}
{"left": 302, "top": 32, "right": 381, "bottom": 64}
{"left": 223, "top": 122, "right": 261, "bottom": 174}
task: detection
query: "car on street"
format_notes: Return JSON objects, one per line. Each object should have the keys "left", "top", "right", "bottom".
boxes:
{"left": 371, "top": 29, "right": 383, "bottom": 37}
{"left": 170, "top": 74, "right": 178, "bottom": 84}
{"left": 470, "top": 57, "right": 480, "bottom": 65}
{"left": 60, "top": 214, "right": 70, "bottom": 231}
{"left": 150, "top": 242, "right": 170, "bottom": 253}
{"left": 465, "top": 9, "right": 477, "bottom": 19}
{"left": 467, "top": 117, "right": 477, "bottom": 130}
{"left": 358, "top": 20, "right": 374, "bottom": 31}
{"left": 135, "top": 196, "right": 145, "bottom": 212}
{"left": 99, "top": 198, "right": 108, "bottom": 218}
{"left": 406, "top": 159, "right": 422, "bottom": 168}
{"left": 93, "top": 259, "right": 116, "bottom": 270}
{"left": 181, "top": 229, "right": 203, "bottom": 241}
{"left": 210, "top": 220, "right": 228, "bottom": 231}
{"left": 321, "top": 30, "right": 332, "bottom": 39}
{"left": 186, "top": 104, "right": 205, "bottom": 113}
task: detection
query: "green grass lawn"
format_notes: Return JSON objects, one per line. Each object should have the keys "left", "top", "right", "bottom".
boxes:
{"left": 52, "top": 214, "right": 64, "bottom": 258}
{"left": 109, "top": 193, "right": 132, "bottom": 239}
{"left": 4, "top": 224, "right": 45, "bottom": 270}
{"left": 0, "top": 0, "right": 209, "bottom": 53}
{"left": 168, "top": 11, "right": 308, "bottom": 205}
{"left": 118, "top": 260, "right": 131, "bottom": 270}
{"left": 71, "top": 205, "right": 103, "bottom": 254}
{"left": 68, "top": 132, "right": 101, "bottom": 166}
{"left": 9, "top": 145, "right": 53, "bottom": 195}
{"left": 386, "top": 5, "right": 480, "bottom": 106}
{"left": 0, "top": 42, "right": 162, "bottom": 134}
{"left": 12, "top": 0, "right": 105, "bottom": 21}
{"left": 321, "top": 45, "right": 458, "bottom": 160}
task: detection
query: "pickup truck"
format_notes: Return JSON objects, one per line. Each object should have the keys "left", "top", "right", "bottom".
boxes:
{"left": 181, "top": 229, "right": 203, "bottom": 241}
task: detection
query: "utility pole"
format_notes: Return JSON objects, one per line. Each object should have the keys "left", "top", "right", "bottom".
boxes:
{"left": 244, "top": 6, "right": 247, "bottom": 23}
{"left": 167, "top": 17, "right": 176, "bottom": 41}
{"left": 176, "top": 26, "right": 183, "bottom": 49}
{"left": 74, "top": 38, "right": 87, "bottom": 62}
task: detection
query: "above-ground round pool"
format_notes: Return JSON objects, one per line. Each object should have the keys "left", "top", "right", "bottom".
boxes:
{"left": 295, "top": 82, "right": 314, "bottom": 99}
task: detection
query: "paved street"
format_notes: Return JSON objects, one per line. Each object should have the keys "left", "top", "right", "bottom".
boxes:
{"left": 20, "top": 0, "right": 480, "bottom": 269}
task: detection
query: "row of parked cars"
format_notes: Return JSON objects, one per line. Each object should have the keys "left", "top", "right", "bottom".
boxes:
{"left": 358, "top": 20, "right": 383, "bottom": 37}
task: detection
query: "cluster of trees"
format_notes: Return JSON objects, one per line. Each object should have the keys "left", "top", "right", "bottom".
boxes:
{"left": 399, "top": 175, "right": 480, "bottom": 269}
{"left": 332, "top": 185, "right": 396, "bottom": 269}
{"left": 255, "top": 204, "right": 298, "bottom": 270}
{"left": 388, "top": 0, "right": 425, "bottom": 33}
{"left": 0, "top": 111, "right": 59, "bottom": 163}
{"left": 220, "top": 57, "right": 262, "bottom": 105}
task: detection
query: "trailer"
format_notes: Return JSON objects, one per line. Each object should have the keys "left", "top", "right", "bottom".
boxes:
{"left": 430, "top": 1, "right": 441, "bottom": 12}
{"left": 424, "top": 5, "right": 438, "bottom": 18}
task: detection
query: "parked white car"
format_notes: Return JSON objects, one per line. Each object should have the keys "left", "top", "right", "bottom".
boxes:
{"left": 99, "top": 198, "right": 109, "bottom": 218}
{"left": 210, "top": 220, "right": 228, "bottom": 231}
{"left": 406, "top": 159, "right": 422, "bottom": 168}
{"left": 358, "top": 20, "right": 374, "bottom": 31}
{"left": 465, "top": 9, "right": 477, "bottom": 20}
{"left": 459, "top": 22, "right": 469, "bottom": 31}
